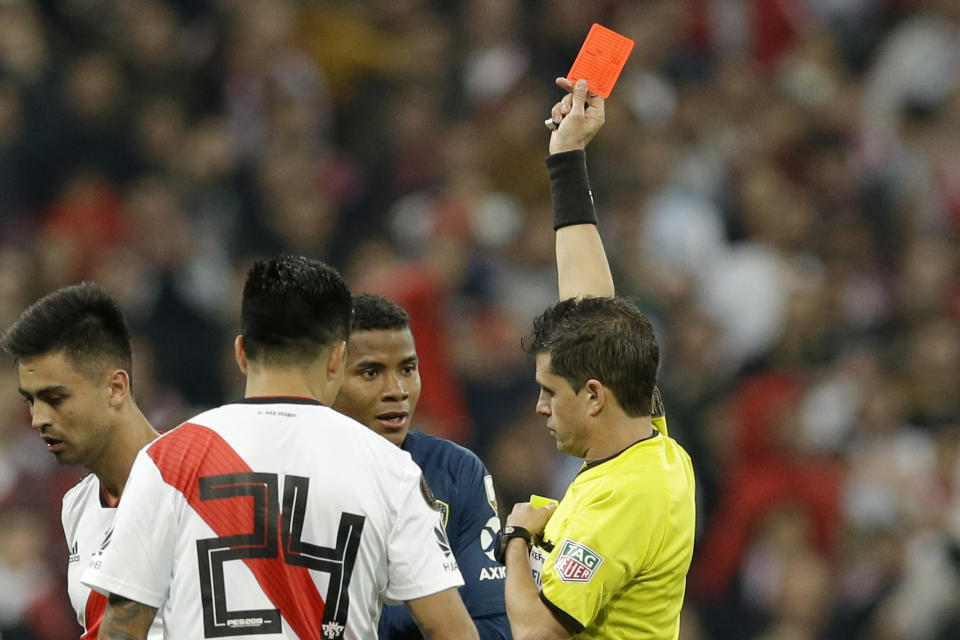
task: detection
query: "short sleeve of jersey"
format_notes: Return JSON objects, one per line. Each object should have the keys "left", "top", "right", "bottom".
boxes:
{"left": 384, "top": 469, "right": 464, "bottom": 603}
{"left": 81, "top": 449, "right": 180, "bottom": 607}
{"left": 450, "top": 457, "right": 507, "bottom": 618}
{"left": 540, "top": 489, "right": 661, "bottom": 631}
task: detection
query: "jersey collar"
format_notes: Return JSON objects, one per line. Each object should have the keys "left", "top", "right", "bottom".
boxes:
{"left": 236, "top": 396, "right": 325, "bottom": 406}
{"left": 578, "top": 430, "right": 660, "bottom": 476}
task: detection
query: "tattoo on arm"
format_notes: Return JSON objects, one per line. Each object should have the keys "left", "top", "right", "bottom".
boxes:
{"left": 99, "top": 594, "right": 157, "bottom": 640}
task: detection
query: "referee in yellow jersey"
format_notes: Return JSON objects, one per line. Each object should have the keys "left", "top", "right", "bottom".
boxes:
{"left": 498, "top": 78, "right": 696, "bottom": 640}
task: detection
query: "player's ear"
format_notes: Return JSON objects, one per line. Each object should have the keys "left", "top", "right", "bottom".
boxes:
{"left": 106, "top": 369, "right": 131, "bottom": 408}
{"left": 327, "top": 340, "right": 347, "bottom": 378}
{"left": 585, "top": 379, "right": 604, "bottom": 417}
{"left": 234, "top": 335, "right": 248, "bottom": 375}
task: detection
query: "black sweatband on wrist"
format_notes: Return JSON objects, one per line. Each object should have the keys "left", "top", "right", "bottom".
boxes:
{"left": 546, "top": 149, "right": 598, "bottom": 230}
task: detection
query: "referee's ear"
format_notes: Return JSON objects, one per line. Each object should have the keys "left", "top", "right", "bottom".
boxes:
{"left": 585, "top": 379, "right": 605, "bottom": 417}
{"left": 234, "top": 335, "right": 249, "bottom": 375}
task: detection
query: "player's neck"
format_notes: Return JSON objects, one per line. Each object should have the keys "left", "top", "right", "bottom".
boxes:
{"left": 93, "top": 404, "right": 158, "bottom": 500}
{"left": 244, "top": 368, "right": 336, "bottom": 406}
{"left": 583, "top": 415, "right": 654, "bottom": 463}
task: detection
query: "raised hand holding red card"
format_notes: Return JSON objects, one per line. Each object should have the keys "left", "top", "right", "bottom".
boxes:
{"left": 566, "top": 23, "right": 635, "bottom": 99}
{"left": 547, "top": 79, "right": 605, "bottom": 154}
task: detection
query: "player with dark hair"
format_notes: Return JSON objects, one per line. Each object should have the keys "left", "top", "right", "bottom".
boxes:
{"left": 333, "top": 292, "right": 511, "bottom": 640}
{"left": 2, "top": 281, "right": 163, "bottom": 639}
{"left": 498, "top": 80, "right": 696, "bottom": 639}
{"left": 85, "top": 255, "right": 480, "bottom": 640}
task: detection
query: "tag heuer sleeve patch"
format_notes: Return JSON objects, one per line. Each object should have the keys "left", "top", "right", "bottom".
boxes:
{"left": 554, "top": 539, "right": 604, "bottom": 582}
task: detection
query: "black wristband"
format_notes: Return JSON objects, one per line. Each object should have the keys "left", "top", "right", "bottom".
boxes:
{"left": 546, "top": 149, "right": 598, "bottom": 230}
{"left": 495, "top": 525, "right": 532, "bottom": 565}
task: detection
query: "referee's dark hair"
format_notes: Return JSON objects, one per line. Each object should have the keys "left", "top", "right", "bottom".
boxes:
{"left": 241, "top": 255, "right": 352, "bottom": 366}
{"left": 350, "top": 293, "right": 410, "bottom": 332}
{"left": 524, "top": 296, "right": 659, "bottom": 417}
{"left": 2, "top": 282, "right": 134, "bottom": 385}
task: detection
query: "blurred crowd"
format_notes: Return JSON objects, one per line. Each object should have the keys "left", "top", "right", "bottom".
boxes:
{"left": 0, "top": 0, "right": 959, "bottom": 638}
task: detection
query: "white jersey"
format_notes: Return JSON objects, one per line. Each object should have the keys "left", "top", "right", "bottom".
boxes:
{"left": 82, "top": 398, "right": 463, "bottom": 640}
{"left": 61, "top": 474, "right": 164, "bottom": 639}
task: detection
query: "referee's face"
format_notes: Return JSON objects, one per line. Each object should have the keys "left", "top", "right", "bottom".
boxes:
{"left": 535, "top": 353, "right": 589, "bottom": 457}
{"left": 333, "top": 328, "right": 421, "bottom": 447}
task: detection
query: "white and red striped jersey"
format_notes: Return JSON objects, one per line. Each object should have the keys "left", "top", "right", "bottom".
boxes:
{"left": 61, "top": 474, "right": 164, "bottom": 639}
{"left": 82, "top": 397, "right": 464, "bottom": 639}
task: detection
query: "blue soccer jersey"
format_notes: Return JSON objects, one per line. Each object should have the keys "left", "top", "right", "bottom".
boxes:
{"left": 379, "top": 430, "right": 511, "bottom": 640}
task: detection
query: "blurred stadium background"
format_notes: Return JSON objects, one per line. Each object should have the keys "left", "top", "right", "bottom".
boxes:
{"left": 1, "top": 0, "right": 959, "bottom": 638}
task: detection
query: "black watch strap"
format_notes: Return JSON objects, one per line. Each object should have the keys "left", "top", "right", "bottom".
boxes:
{"left": 495, "top": 525, "right": 532, "bottom": 565}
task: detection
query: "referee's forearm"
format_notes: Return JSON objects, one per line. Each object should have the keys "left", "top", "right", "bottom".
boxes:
{"left": 503, "top": 541, "right": 569, "bottom": 640}
{"left": 548, "top": 150, "right": 614, "bottom": 300}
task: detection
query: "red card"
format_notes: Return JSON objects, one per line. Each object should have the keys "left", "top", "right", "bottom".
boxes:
{"left": 567, "top": 24, "right": 635, "bottom": 98}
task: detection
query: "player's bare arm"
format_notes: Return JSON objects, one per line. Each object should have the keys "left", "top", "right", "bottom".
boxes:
{"left": 406, "top": 587, "right": 480, "bottom": 639}
{"left": 503, "top": 503, "right": 572, "bottom": 640}
{"left": 547, "top": 78, "right": 614, "bottom": 301}
{"left": 99, "top": 594, "right": 157, "bottom": 640}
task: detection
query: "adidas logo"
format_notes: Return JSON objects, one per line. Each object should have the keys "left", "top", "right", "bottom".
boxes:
{"left": 68, "top": 541, "right": 80, "bottom": 564}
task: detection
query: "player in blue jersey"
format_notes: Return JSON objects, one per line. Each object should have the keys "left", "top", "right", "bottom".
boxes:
{"left": 333, "top": 293, "right": 511, "bottom": 640}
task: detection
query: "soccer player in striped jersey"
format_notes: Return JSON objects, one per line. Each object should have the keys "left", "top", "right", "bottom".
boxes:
{"left": 498, "top": 79, "right": 696, "bottom": 639}
{"left": 86, "top": 255, "right": 479, "bottom": 640}
{"left": 2, "top": 282, "right": 163, "bottom": 639}
{"left": 333, "top": 293, "right": 511, "bottom": 640}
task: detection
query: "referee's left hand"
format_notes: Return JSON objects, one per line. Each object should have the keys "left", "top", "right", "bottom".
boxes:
{"left": 506, "top": 502, "right": 556, "bottom": 537}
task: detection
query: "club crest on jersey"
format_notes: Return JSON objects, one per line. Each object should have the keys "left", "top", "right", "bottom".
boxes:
{"left": 435, "top": 499, "right": 449, "bottom": 528}
{"left": 554, "top": 539, "right": 604, "bottom": 582}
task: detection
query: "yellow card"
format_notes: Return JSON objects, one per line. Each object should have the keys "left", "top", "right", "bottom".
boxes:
{"left": 530, "top": 494, "right": 559, "bottom": 509}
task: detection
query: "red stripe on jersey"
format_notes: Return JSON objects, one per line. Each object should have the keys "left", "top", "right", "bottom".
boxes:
{"left": 81, "top": 591, "right": 108, "bottom": 639}
{"left": 147, "top": 423, "right": 326, "bottom": 639}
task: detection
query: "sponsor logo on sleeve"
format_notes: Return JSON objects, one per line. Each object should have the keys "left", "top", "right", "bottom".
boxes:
{"left": 553, "top": 539, "right": 604, "bottom": 583}
{"left": 483, "top": 475, "right": 498, "bottom": 515}
{"left": 434, "top": 523, "right": 459, "bottom": 573}
{"left": 68, "top": 541, "right": 79, "bottom": 564}
{"left": 479, "top": 516, "right": 500, "bottom": 562}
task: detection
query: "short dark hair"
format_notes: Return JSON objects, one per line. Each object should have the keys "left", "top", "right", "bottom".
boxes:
{"left": 2, "top": 282, "right": 134, "bottom": 383}
{"left": 524, "top": 296, "right": 659, "bottom": 417}
{"left": 241, "top": 255, "right": 352, "bottom": 366}
{"left": 351, "top": 293, "right": 410, "bottom": 332}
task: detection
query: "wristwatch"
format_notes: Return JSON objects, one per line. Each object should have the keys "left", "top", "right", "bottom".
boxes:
{"left": 495, "top": 525, "right": 532, "bottom": 564}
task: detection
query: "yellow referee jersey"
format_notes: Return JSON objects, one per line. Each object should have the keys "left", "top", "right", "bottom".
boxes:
{"left": 536, "top": 430, "right": 695, "bottom": 639}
